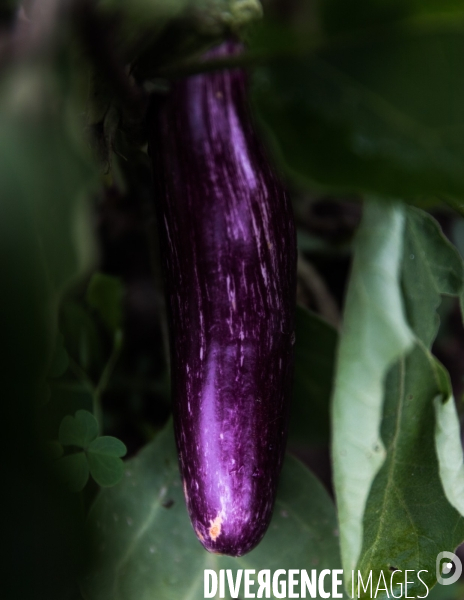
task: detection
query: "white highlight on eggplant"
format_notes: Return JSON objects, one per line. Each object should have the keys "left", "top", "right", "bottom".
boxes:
{"left": 163, "top": 215, "right": 172, "bottom": 246}
{"left": 199, "top": 343, "right": 254, "bottom": 523}
{"left": 228, "top": 107, "right": 257, "bottom": 191}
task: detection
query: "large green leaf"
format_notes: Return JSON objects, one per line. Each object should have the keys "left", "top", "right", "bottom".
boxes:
{"left": 405, "top": 206, "right": 464, "bottom": 523}
{"left": 331, "top": 200, "right": 413, "bottom": 581}
{"left": 251, "top": 23, "right": 464, "bottom": 200}
{"left": 290, "top": 306, "right": 337, "bottom": 445}
{"left": 427, "top": 580, "right": 464, "bottom": 600}
{"left": 401, "top": 208, "right": 463, "bottom": 346}
{"left": 435, "top": 393, "right": 464, "bottom": 516}
{"left": 357, "top": 207, "right": 464, "bottom": 598}
{"left": 81, "top": 422, "right": 343, "bottom": 600}
{"left": 358, "top": 346, "right": 463, "bottom": 598}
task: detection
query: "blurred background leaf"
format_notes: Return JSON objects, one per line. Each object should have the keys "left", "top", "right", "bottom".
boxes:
{"left": 249, "top": 16, "right": 464, "bottom": 205}
{"left": 81, "top": 421, "right": 344, "bottom": 600}
{"left": 0, "top": 8, "right": 99, "bottom": 598}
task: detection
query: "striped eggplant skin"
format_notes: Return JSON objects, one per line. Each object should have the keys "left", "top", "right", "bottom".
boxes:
{"left": 148, "top": 41, "right": 297, "bottom": 557}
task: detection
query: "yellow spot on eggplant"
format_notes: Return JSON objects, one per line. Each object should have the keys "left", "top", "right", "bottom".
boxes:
{"left": 209, "top": 514, "right": 223, "bottom": 541}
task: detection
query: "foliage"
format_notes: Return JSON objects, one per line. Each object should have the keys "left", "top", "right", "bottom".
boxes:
{"left": 248, "top": 5, "right": 464, "bottom": 207}
{"left": 3, "top": 0, "right": 464, "bottom": 599}
{"left": 81, "top": 422, "right": 342, "bottom": 600}
{"left": 57, "top": 409, "right": 127, "bottom": 491}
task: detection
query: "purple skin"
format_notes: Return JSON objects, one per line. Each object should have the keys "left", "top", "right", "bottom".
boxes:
{"left": 148, "top": 41, "right": 297, "bottom": 557}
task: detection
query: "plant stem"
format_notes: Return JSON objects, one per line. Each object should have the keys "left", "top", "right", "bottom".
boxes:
{"left": 297, "top": 252, "right": 341, "bottom": 329}
{"left": 67, "top": 356, "right": 95, "bottom": 393}
{"left": 94, "top": 329, "right": 123, "bottom": 435}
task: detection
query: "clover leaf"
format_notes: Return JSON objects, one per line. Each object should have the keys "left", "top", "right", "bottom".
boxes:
{"left": 56, "top": 410, "right": 127, "bottom": 491}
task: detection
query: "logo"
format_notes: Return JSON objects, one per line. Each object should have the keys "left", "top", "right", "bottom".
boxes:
{"left": 436, "top": 552, "right": 462, "bottom": 586}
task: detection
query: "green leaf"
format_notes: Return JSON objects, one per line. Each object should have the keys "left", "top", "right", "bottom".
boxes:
{"left": 86, "top": 273, "right": 124, "bottom": 334}
{"left": 358, "top": 345, "right": 463, "bottom": 598}
{"left": 401, "top": 207, "right": 464, "bottom": 345}
{"left": 251, "top": 24, "right": 464, "bottom": 200}
{"left": 406, "top": 206, "right": 464, "bottom": 535}
{"left": 88, "top": 436, "right": 127, "bottom": 457}
{"left": 56, "top": 452, "right": 90, "bottom": 493}
{"left": 48, "top": 332, "right": 69, "bottom": 379}
{"left": 289, "top": 306, "right": 337, "bottom": 445}
{"left": 427, "top": 580, "right": 464, "bottom": 600}
{"left": 88, "top": 453, "right": 125, "bottom": 488}
{"left": 81, "top": 422, "right": 343, "bottom": 599}
{"left": 59, "top": 410, "right": 99, "bottom": 448}
{"left": 41, "top": 382, "right": 94, "bottom": 442}
{"left": 451, "top": 219, "right": 464, "bottom": 259}
{"left": 331, "top": 200, "right": 414, "bottom": 580}
{"left": 356, "top": 207, "right": 464, "bottom": 597}
{"left": 88, "top": 436, "right": 127, "bottom": 487}
{"left": 435, "top": 394, "right": 464, "bottom": 516}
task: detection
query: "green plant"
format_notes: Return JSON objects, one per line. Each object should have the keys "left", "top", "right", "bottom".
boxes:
{"left": 3, "top": 1, "right": 464, "bottom": 599}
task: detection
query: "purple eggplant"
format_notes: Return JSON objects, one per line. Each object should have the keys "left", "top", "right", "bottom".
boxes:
{"left": 148, "top": 40, "right": 297, "bottom": 557}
